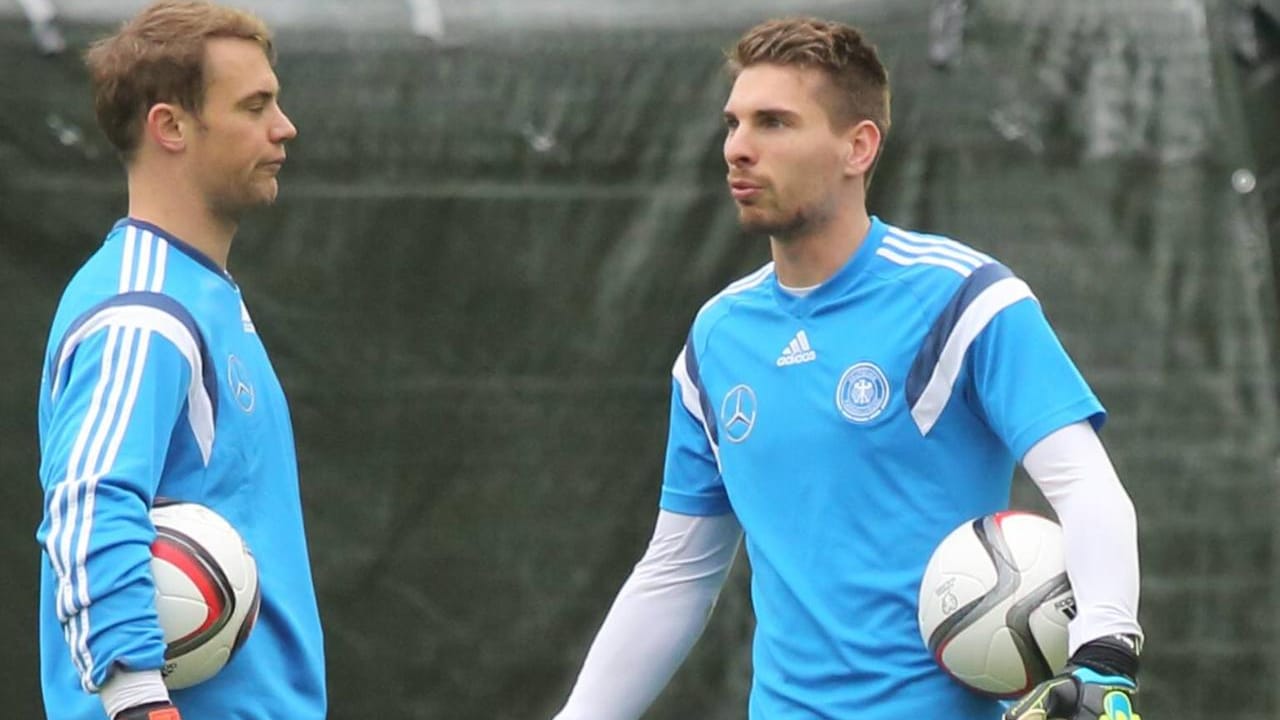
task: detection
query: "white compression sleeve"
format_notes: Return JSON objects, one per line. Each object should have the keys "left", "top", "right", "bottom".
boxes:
{"left": 99, "top": 668, "right": 170, "bottom": 719}
{"left": 553, "top": 510, "right": 743, "bottom": 720}
{"left": 1022, "top": 421, "right": 1143, "bottom": 654}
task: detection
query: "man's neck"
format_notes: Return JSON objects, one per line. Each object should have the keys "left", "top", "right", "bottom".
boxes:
{"left": 126, "top": 172, "right": 236, "bottom": 270}
{"left": 769, "top": 206, "right": 871, "bottom": 288}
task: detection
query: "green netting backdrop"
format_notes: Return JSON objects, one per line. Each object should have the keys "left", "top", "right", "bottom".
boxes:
{"left": 1, "top": 1, "right": 1277, "bottom": 718}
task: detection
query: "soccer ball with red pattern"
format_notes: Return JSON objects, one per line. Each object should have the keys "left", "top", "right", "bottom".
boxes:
{"left": 149, "top": 501, "right": 260, "bottom": 689}
{"left": 917, "top": 511, "right": 1075, "bottom": 697}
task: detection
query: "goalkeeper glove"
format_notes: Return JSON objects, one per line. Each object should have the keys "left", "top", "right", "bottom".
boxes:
{"left": 1003, "top": 634, "right": 1140, "bottom": 720}
{"left": 115, "top": 702, "right": 182, "bottom": 720}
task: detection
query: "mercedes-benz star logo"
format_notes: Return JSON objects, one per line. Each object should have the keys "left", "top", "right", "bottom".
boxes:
{"left": 227, "top": 354, "right": 255, "bottom": 413}
{"left": 719, "top": 384, "right": 757, "bottom": 443}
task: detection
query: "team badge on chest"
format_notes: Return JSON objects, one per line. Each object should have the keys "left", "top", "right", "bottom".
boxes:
{"left": 835, "top": 362, "right": 890, "bottom": 423}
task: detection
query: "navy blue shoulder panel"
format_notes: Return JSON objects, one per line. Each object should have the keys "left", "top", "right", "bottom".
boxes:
{"left": 683, "top": 331, "right": 718, "bottom": 448}
{"left": 52, "top": 291, "right": 218, "bottom": 423}
{"left": 905, "top": 263, "right": 1014, "bottom": 409}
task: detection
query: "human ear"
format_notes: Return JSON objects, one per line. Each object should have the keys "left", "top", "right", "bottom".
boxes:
{"left": 145, "top": 103, "right": 188, "bottom": 154}
{"left": 844, "top": 120, "right": 882, "bottom": 177}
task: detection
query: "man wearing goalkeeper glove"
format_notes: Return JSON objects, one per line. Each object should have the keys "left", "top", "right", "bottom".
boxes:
{"left": 551, "top": 14, "right": 1143, "bottom": 720}
{"left": 1005, "top": 634, "right": 1141, "bottom": 720}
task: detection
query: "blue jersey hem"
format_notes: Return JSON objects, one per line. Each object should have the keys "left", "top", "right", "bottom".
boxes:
{"left": 659, "top": 489, "right": 733, "bottom": 516}
{"left": 1009, "top": 399, "right": 1106, "bottom": 460}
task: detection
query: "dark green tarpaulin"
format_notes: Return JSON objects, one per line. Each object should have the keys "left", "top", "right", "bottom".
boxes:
{"left": 1, "top": 1, "right": 1276, "bottom": 717}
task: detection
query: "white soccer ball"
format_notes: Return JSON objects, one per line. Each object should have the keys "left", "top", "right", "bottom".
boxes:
{"left": 917, "top": 511, "right": 1075, "bottom": 697}
{"left": 149, "top": 501, "right": 260, "bottom": 689}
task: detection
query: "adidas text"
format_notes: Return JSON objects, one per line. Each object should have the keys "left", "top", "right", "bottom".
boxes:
{"left": 776, "top": 350, "right": 817, "bottom": 367}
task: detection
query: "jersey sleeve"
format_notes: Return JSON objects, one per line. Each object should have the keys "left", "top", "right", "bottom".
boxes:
{"left": 37, "top": 297, "right": 212, "bottom": 692}
{"left": 968, "top": 286, "right": 1105, "bottom": 460}
{"left": 905, "top": 263, "right": 1104, "bottom": 460}
{"left": 658, "top": 342, "right": 732, "bottom": 516}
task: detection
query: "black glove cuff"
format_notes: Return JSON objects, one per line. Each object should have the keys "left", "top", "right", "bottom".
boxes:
{"left": 1070, "top": 636, "right": 1139, "bottom": 682}
{"left": 115, "top": 701, "right": 181, "bottom": 720}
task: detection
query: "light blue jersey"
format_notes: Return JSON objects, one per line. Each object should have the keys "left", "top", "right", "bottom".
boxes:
{"left": 661, "top": 217, "right": 1103, "bottom": 719}
{"left": 36, "top": 219, "right": 326, "bottom": 719}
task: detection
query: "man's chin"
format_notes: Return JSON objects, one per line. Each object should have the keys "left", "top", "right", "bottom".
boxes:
{"left": 737, "top": 210, "right": 784, "bottom": 236}
{"left": 736, "top": 206, "right": 766, "bottom": 231}
{"left": 248, "top": 181, "right": 280, "bottom": 208}
{"left": 737, "top": 208, "right": 808, "bottom": 239}
{"left": 216, "top": 189, "right": 278, "bottom": 219}
{"left": 260, "top": 178, "right": 280, "bottom": 204}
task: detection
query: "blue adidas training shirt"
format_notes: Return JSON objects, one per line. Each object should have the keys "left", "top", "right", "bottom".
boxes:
{"left": 661, "top": 216, "right": 1103, "bottom": 719}
{"left": 37, "top": 219, "right": 326, "bottom": 719}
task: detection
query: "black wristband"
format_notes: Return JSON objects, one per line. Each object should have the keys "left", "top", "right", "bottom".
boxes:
{"left": 115, "top": 701, "right": 181, "bottom": 720}
{"left": 1070, "top": 635, "right": 1140, "bottom": 682}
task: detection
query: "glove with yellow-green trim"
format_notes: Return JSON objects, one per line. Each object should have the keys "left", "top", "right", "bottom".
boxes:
{"left": 1003, "top": 635, "right": 1140, "bottom": 720}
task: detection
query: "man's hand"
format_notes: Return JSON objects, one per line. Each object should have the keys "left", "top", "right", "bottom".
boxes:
{"left": 1004, "top": 634, "right": 1141, "bottom": 720}
{"left": 115, "top": 702, "right": 182, "bottom": 720}
{"left": 1003, "top": 667, "right": 1138, "bottom": 720}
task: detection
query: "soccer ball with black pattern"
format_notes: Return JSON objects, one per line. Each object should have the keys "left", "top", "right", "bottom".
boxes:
{"left": 917, "top": 511, "right": 1075, "bottom": 697}
{"left": 149, "top": 501, "right": 261, "bottom": 689}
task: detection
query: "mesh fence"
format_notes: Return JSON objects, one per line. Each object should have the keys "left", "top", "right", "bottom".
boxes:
{"left": 1, "top": 1, "right": 1276, "bottom": 717}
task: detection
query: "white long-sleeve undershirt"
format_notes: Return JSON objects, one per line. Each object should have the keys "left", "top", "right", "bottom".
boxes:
{"left": 552, "top": 511, "right": 742, "bottom": 720}
{"left": 99, "top": 668, "right": 169, "bottom": 719}
{"left": 1022, "top": 420, "right": 1142, "bottom": 653}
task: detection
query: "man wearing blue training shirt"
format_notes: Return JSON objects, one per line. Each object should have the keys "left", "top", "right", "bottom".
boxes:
{"left": 554, "top": 17, "right": 1142, "bottom": 720}
{"left": 35, "top": 2, "right": 325, "bottom": 718}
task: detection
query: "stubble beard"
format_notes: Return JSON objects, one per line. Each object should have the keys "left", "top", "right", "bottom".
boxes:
{"left": 737, "top": 203, "right": 817, "bottom": 241}
{"left": 212, "top": 177, "right": 278, "bottom": 223}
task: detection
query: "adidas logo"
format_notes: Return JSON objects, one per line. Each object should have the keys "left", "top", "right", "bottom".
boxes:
{"left": 776, "top": 330, "right": 817, "bottom": 367}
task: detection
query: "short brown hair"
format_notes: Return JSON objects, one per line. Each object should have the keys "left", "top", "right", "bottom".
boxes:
{"left": 728, "top": 17, "right": 891, "bottom": 137}
{"left": 85, "top": 0, "right": 274, "bottom": 159}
